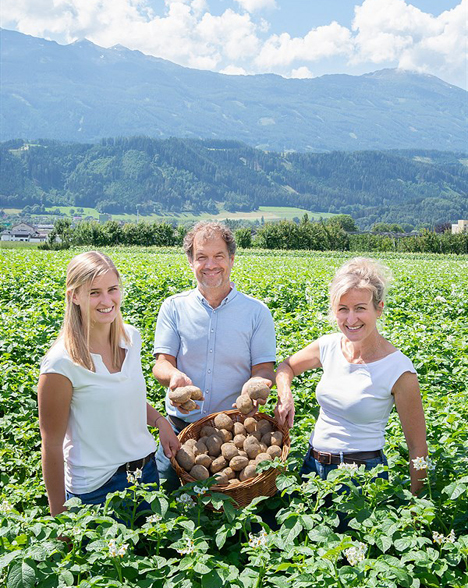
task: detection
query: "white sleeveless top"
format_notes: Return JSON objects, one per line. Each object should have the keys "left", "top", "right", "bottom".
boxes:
{"left": 310, "top": 333, "right": 416, "bottom": 453}
{"left": 40, "top": 325, "right": 156, "bottom": 494}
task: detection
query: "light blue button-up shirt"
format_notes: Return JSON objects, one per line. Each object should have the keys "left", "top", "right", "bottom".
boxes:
{"left": 153, "top": 285, "right": 276, "bottom": 422}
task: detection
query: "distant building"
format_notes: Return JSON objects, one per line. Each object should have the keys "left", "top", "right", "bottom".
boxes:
{"left": 1, "top": 222, "right": 49, "bottom": 242}
{"left": 451, "top": 220, "right": 468, "bottom": 234}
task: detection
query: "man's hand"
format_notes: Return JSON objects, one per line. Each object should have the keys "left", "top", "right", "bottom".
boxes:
{"left": 168, "top": 372, "right": 197, "bottom": 414}
{"left": 232, "top": 376, "right": 273, "bottom": 417}
{"left": 158, "top": 419, "right": 182, "bottom": 458}
{"left": 275, "top": 391, "right": 295, "bottom": 428}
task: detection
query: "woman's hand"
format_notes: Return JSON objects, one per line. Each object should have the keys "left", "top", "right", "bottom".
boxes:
{"left": 158, "top": 418, "right": 181, "bottom": 458}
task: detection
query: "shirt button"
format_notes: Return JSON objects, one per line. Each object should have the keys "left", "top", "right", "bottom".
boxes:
{"left": 209, "top": 349, "right": 213, "bottom": 353}
{"left": 208, "top": 370, "right": 211, "bottom": 374}
{"left": 211, "top": 329, "right": 214, "bottom": 333}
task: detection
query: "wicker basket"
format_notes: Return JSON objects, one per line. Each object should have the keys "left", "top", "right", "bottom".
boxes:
{"left": 171, "top": 409, "right": 290, "bottom": 508}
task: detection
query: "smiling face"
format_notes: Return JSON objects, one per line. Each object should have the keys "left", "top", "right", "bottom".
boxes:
{"left": 73, "top": 270, "right": 121, "bottom": 327}
{"left": 189, "top": 233, "right": 234, "bottom": 295}
{"left": 334, "top": 288, "right": 383, "bottom": 343}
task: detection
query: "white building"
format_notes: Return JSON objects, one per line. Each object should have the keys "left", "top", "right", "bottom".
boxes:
{"left": 1, "top": 222, "right": 48, "bottom": 242}
{"left": 451, "top": 220, "right": 468, "bottom": 234}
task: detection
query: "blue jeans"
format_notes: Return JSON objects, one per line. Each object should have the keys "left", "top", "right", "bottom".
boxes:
{"left": 300, "top": 446, "right": 389, "bottom": 481}
{"left": 66, "top": 455, "right": 159, "bottom": 505}
{"left": 156, "top": 421, "right": 183, "bottom": 493}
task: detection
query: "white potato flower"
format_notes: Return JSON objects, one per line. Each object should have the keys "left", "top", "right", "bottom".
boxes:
{"left": 345, "top": 542, "right": 366, "bottom": 566}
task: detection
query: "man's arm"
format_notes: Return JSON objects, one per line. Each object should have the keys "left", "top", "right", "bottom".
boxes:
{"left": 152, "top": 353, "right": 192, "bottom": 389}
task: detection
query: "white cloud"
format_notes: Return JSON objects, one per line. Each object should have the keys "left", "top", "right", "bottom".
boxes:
{"left": 255, "top": 22, "right": 353, "bottom": 69}
{"left": 220, "top": 65, "right": 248, "bottom": 75}
{"left": 289, "top": 66, "right": 314, "bottom": 79}
{"left": 352, "top": 0, "right": 468, "bottom": 87}
{"left": 234, "top": 0, "right": 276, "bottom": 13}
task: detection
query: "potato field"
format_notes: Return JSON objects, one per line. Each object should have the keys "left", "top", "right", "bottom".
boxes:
{"left": 0, "top": 247, "right": 467, "bottom": 588}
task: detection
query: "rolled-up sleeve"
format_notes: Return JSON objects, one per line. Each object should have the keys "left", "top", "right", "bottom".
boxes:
{"left": 250, "top": 304, "right": 276, "bottom": 366}
{"left": 153, "top": 299, "right": 181, "bottom": 358}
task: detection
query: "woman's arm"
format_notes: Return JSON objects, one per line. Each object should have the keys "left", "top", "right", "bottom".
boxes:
{"left": 393, "top": 372, "right": 428, "bottom": 495}
{"left": 275, "top": 340, "right": 322, "bottom": 428}
{"left": 38, "top": 373, "right": 73, "bottom": 516}
{"left": 147, "top": 404, "right": 181, "bottom": 458}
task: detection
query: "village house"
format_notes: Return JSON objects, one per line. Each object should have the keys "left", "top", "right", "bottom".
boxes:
{"left": 451, "top": 220, "right": 468, "bottom": 234}
{"left": 1, "top": 222, "right": 49, "bottom": 242}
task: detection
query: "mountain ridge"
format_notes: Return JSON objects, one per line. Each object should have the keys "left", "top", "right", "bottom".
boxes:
{"left": 1, "top": 29, "right": 466, "bottom": 152}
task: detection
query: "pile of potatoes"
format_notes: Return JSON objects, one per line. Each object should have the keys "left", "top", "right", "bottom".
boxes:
{"left": 175, "top": 412, "right": 284, "bottom": 485}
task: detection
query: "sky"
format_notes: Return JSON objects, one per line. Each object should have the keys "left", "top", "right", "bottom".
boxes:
{"left": 2, "top": 0, "right": 467, "bottom": 89}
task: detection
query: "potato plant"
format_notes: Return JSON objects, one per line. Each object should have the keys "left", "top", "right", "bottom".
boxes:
{"left": 0, "top": 247, "right": 467, "bottom": 587}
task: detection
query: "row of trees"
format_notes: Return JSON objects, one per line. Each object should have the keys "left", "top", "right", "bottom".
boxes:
{"left": 41, "top": 217, "right": 468, "bottom": 254}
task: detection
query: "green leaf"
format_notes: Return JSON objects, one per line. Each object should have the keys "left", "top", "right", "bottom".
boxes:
{"left": 7, "top": 561, "right": 36, "bottom": 588}
{"left": 375, "top": 535, "right": 392, "bottom": 553}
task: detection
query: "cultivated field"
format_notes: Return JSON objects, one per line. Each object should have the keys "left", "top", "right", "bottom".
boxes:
{"left": 0, "top": 248, "right": 467, "bottom": 587}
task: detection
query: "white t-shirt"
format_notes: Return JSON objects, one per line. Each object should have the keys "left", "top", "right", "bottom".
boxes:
{"left": 40, "top": 325, "right": 156, "bottom": 494}
{"left": 310, "top": 333, "right": 417, "bottom": 453}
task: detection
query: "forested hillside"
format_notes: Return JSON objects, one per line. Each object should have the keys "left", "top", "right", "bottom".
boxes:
{"left": 1, "top": 137, "right": 467, "bottom": 228}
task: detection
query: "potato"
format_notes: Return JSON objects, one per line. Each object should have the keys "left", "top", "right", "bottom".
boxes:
{"left": 210, "top": 455, "right": 228, "bottom": 474}
{"left": 244, "top": 436, "right": 262, "bottom": 459}
{"left": 217, "top": 428, "right": 233, "bottom": 443}
{"left": 230, "top": 455, "right": 249, "bottom": 471}
{"left": 257, "top": 419, "right": 273, "bottom": 434}
{"left": 176, "top": 447, "right": 195, "bottom": 471}
{"left": 251, "top": 430, "right": 262, "bottom": 441}
{"left": 244, "top": 379, "right": 270, "bottom": 401}
{"left": 195, "top": 454, "right": 212, "bottom": 468}
{"left": 189, "top": 387, "right": 204, "bottom": 401}
{"left": 259, "top": 442, "right": 268, "bottom": 453}
{"left": 228, "top": 478, "right": 240, "bottom": 486}
{"left": 236, "top": 394, "right": 253, "bottom": 414}
{"left": 168, "top": 387, "right": 192, "bottom": 404}
{"left": 220, "top": 466, "right": 235, "bottom": 480}
{"left": 185, "top": 438, "right": 197, "bottom": 449}
{"left": 239, "top": 464, "right": 257, "bottom": 481}
{"left": 244, "top": 417, "right": 257, "bottom": 433}
{"left": 181, "top": 399, "right": 198, "bottom": 412}
{"left": 189, "top": 464, "right": 210, "bottom": 480}
{"left": 193, "top": 440, "right": 208, "bottom": 456}
{"left": 200, "top": 425, "right": 218, "bottom": 438}
{"left": 262, "top": 431, "right": 283, "bottom": 447}
{"left": 214, "top": 470, "right": 230, "bottom": 485}
{"left": 233, "top": 422, "right": 246, "bottom": 436}
{"left": 221, "top": 443, "right": 239, "bottom": 461}
{"left": 198, "top": 436, "right": 208, "bottom": 445}
{"left": 214, "top": 413, "right": 234, "bottom": 431}
{"left": 233, "top": 434, "right": 246, "bottom": 449}
{"left": 206, "top": 434, "right": 223, "bottom": 457}
{"left": 255, "top": 452, "right": 272, "bottom": 464}
{"left": 267, "top": 445, "right": 282, "bottom": 458}
{"left": 238, "top": 450, "right": 248, "bottom": 458}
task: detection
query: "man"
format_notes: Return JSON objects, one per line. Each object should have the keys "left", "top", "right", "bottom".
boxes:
{"left": 152, "top": 221, "right": 276, "bottom": 489}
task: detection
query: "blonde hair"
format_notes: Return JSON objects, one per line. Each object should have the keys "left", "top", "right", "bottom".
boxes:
{"left": 329, "top": 257, "right": 392, "bottom": 313}
{"left": 60, "top": 251, "right": 129, "bottom": 371}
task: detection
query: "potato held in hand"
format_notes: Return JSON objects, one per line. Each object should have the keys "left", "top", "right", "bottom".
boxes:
{"left": 169, "top": 385, "right": 203, "bottom": 412}
{"left": 244, "top": 379, "right": 270, "bottom": 402}
{"left": 235, "top": 394, "right": 253, "bottom": 415}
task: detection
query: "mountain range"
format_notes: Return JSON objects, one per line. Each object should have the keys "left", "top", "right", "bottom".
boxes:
{"left": 1, "top": 29, "right": 467, "bottom": 152}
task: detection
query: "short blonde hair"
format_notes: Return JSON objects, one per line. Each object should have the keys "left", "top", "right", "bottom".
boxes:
{"left": 60, "top": 251, "right": 129, "bottom": 371}
{"left": 329, "top": 257, "right": 392, "bottom": 312}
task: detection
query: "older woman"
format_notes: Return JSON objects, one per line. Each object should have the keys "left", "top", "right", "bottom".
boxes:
{"left": 275, "top": 257, "right": 427, "bottom": 494}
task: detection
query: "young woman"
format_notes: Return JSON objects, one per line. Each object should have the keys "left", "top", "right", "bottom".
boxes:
{"left": 275, "top": 257, "right": 427, "bottom": 494}
{"left": 38, "top": 251, "right": 180, "bottom": 516}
